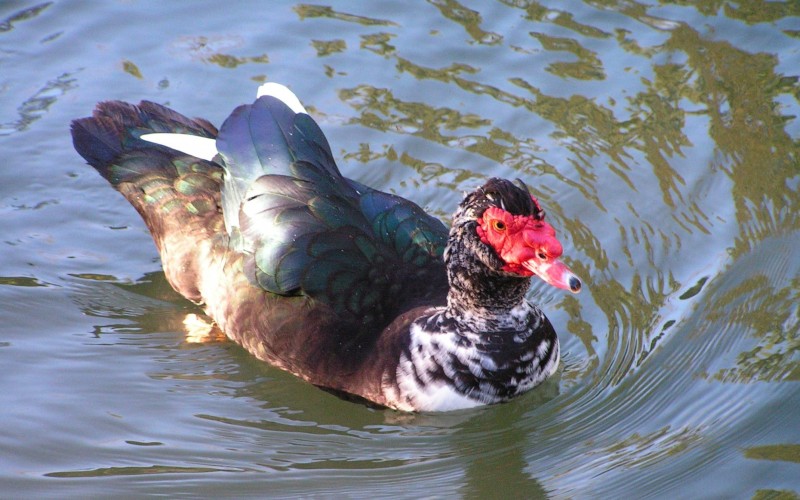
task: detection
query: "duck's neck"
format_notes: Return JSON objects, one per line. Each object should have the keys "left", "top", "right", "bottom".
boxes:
{"left": 442, "top": 216, "right": 533, "bottom": 331}
{"left": 445, "top": 264, "right": 532, "bottom": 331}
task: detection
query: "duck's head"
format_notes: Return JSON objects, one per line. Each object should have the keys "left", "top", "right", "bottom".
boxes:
{"left": 449, "top": 178, "right": 581, "bottom": 294}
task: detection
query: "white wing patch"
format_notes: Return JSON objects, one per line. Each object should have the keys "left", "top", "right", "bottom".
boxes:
{"left": 139, "top": 82, "right": 304, "bottom": 161}
{"left": 140, "top": 133, "right": 218, "bottom": 161}
{"left": 256, "top": 82, "right": 307, "bottom": 114}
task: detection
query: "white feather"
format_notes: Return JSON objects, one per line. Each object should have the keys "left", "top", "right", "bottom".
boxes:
{"left": 256, "top": 82, "right": 307, "bottom": 114}
{"left": 139, "top": 83, "right": 304, "bottom": 160}
{"left": 140, "top": 133, "right": 218, "bottom": 161}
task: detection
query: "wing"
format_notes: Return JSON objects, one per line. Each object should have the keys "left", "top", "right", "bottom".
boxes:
{"left": 216, "top": 96, "right": 449, "bottom": 334}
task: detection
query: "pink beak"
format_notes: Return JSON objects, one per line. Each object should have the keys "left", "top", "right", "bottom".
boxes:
{"left": 523, "top": 258, "right": 582, "bottom": 293}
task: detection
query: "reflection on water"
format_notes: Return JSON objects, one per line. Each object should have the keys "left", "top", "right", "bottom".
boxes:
{"left": 0, "top": 71, "right": 77, "bottom": 136}
{"left": 0, "top": 0, "right": 798, "bottom": 497}
{"left": 702, "top": 234, "right": 800, "bottom": 384}
{"left": 0, "top": 1, "right": 52, "bottom": 32}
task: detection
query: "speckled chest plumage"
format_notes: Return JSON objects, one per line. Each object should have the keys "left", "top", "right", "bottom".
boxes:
{"left": 383, "top": 302, "right": 559, "bottom": 411}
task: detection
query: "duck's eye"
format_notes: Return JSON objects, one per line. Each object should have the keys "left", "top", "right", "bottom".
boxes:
{"left": 491, "top": 219, "right": 506, "bottom": 232}
{"left": 538, "top": 251, "right": 547, "bottom": 260}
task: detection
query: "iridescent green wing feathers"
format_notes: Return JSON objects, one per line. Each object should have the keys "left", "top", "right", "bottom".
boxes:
{"left": 216, "top": 97, "right": 448, "bottom": 331}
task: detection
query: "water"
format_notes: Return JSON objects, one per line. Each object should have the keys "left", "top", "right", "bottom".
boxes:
{"left": 1, "top": 0, "right": 798, "bottom": 497}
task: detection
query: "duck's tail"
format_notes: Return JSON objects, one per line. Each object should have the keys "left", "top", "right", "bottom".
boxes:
{"left": 70, "top": 101, "right": 226, "bottom": 303}
{"left": 71, "top": 100, "right": 218, "bottom": 184}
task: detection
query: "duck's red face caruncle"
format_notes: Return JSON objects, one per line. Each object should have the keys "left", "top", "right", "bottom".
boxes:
{"left": 476, "top": 204, "right": 581, "bottom": 293}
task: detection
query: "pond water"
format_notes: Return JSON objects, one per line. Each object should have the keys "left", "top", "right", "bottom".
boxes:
{"left": 1, "top": 0, "right": 799, "bottom": 497}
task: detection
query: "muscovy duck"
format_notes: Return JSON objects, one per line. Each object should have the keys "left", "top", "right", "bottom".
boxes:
{"left": 71, "top": 83, "right": 581, "bottom": 412}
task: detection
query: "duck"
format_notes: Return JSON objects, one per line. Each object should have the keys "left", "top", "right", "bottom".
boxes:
{"left": 71, "top": 83, "right": 582, "bottom": 412}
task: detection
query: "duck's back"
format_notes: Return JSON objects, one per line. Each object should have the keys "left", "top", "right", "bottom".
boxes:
{"left": 71, "top": 94, "right": 449, "bottom": 394}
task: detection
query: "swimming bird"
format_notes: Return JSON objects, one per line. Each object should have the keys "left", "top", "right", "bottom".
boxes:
{"left": 71, "top": 83, "right": 581, "bottom": 411}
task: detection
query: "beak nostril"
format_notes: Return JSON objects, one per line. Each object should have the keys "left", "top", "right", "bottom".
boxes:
{"left": 569, "top": 276, "right": 582, "bottom": 293}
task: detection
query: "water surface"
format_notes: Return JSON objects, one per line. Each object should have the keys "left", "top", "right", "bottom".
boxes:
{"left": 1, "top": 0, "right": 799, "bottom": 497}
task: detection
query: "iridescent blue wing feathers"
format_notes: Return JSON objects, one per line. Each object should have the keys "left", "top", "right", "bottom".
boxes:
{"left": 212, "top": 96, "right": 448, "bottom": 329}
